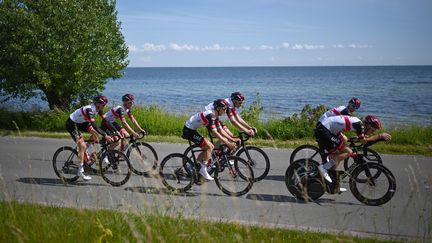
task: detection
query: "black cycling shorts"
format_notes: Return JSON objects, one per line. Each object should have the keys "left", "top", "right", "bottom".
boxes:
{"left": 66, "top": 118, "right": 91, "bottom": 142}
{"left": 182, "top": 126, "right": 205, "bottom": 147}
{"left": 314, "top": 124, "right": 342, "bottom": 153}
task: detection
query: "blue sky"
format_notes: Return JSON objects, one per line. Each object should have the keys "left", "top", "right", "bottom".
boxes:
{"left": 116, "top": 0, "right": 432, "bottom": 67}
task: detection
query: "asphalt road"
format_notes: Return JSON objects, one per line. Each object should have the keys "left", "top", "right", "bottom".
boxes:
{"left": 0, "top": 136, "right": 431, "bottom": 241}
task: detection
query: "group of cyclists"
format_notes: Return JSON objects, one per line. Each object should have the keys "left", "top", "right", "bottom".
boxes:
{"left": 66, "top": 92, "right": 391, "bottom": 187}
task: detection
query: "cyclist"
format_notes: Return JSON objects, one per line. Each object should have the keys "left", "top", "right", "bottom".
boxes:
{"left": 101, "top": 93, "right": 146, "bottom": 151}
{"left": 66, "top": 95, "right": 113, "bottom": 181}
{"left": 314, "top": 115, "right": 391, "bottom": 188}
{"left": 205, "top": 92, "right": 257, "bottom": 138}
{"left": 182, "top": 99, "right": 237, "bottom": 180}
{"left": 318, "top": 97, "right": 361, "bottom": 124}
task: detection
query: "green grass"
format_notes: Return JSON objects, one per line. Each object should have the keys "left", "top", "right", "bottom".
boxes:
{"left": 1, "top": 104, "right": 431, "bottom": 156}
{"left": 0, "top": 201, "right": 400, "bottom": 243}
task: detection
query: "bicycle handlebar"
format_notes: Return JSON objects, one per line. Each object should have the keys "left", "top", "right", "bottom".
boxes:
{"left": 238, "top": 132, "right": 251, "bottom": 142}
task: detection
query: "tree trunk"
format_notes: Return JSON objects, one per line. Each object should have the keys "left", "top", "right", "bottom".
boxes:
{"left": 45, "top": 90, "right": 70, "bottom": 110}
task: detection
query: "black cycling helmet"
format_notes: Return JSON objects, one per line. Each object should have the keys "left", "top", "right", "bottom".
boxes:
{"left": 93, "top": 95, "right": 108, "bottom": 105}
{"left": 231, "top": 92, "right": 245, "bottom": 102}
{"left": 364, "top": 115, "right": 382, "bottom": 130}
{"left": 213, "top": 99, "right": 228, "bottom": 110}
{"left": 122, "top": 93, "right": 135, "bottom": 102}
{"left": 348, "top": 97, "right": 361, "bottom": 110}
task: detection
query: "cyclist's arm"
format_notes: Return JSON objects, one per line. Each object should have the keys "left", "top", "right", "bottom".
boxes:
{"left": 120, "top": 117, "right": 140, "bottom": 137}
{"left": 128, "top": 113, "right": 145, "bottom": 133}
{"left": 86, "top": 109, "right": 109, "bottom": 139}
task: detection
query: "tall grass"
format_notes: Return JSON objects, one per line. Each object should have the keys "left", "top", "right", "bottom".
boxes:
{"left": 0, "top": 102, "right": 431, "bottom": 148}
{"left": 0, "top": 201, "right": 398, "bottom": 243}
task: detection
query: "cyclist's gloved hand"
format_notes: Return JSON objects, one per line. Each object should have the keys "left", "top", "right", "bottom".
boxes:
{"left": 379, "top": 133, "right": 392, "bottom": 141}
{"left": 105, "top": 135, "right": 113, "bottom": 143}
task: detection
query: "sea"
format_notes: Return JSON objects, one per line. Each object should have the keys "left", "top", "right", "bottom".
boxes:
{"left": 2, "top": 66, "right": 432, "bottom": 127}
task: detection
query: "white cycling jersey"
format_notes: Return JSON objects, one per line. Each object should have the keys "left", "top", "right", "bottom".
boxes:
{"left": 318, "top": 106, "right": 349, "bottom": 123}
{"left": 185, "top": 109, "right": 219, "bottom": 131}
{"left": 69, "top": 104, "right": 99, "bottom": 123}
{"left": 104, "top": 105, "right": 132, "bottom": 123}
{"left": 321, "top": 115, "right": 364, "bottom": 138}
{"left": 205, "top": 98, "right": 239, "bottom": 119}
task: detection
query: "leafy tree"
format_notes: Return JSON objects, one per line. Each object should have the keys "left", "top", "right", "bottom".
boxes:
{"left": 0, "top": 0, "right": 128, "bottom": 110}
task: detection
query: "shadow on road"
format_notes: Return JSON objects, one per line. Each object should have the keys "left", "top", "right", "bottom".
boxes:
{"left": 125, "top": 186, "right": 226, "bottom": 198}
{"left": 16, "top": 177, "right": 107, "bottom": 187}
{"left": 246, "top": 193, "right": 362, "bottom": 206}
{"left": 262, "top": 175, "right": 285, "bottom": 182}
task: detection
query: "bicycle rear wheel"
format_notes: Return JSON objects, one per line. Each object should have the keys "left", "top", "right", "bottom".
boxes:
{"left": 214, "top": 156, "right": 254, "bottom": 196}
{"left": 159, "top": 153, "right": 195, "bottom": 193}
{"left": 100, "top": 150, "right": 131, "bottom": 187}
{"left": 349, "top": 162, "right": 396, "bottom": 206}
{"left": 127, "top": 142, "right": 158, "bottom": 175}
{"left": 236, "top": 146, "right": 270, "bottom": 182}
{"left": 52, "top": 146, "right": 80, "bottom": 183}
{"left": 289, "top": 145, "right": 321, "bottom": 165}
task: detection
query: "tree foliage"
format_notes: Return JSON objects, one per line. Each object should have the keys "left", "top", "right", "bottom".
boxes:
{"left": 0, "top": 0, "right": 128, "bottom": 110}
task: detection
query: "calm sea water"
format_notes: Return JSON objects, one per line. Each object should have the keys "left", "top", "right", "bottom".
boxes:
{"left": 3, "top": 66, "right": 432, "bottom": 126}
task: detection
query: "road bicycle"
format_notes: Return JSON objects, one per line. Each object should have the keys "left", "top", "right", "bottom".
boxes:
{"left": 121, "top": 131, "right": 158, "bottom": 176}
{"left": 159, "top": 143, "right": 254, "bottom": 196}
{"left": 285, "top": 138, "right": 396, "bottom": 206}
{"left": 183, "top": 131, "right": 270, "bottom": 182}
{"left": 289, "top": 136, "right": 383, "bottom": 172}
{"left": 52, "top": 137, "right": 132, "bottom": 186}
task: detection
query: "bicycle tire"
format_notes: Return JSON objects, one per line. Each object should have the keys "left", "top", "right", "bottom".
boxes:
{"left": 159, "top": 153, "right": 195, "bottom": 193}
{"left": 100, "top": 150, "right": 132, "bottom": 187}
{"left": 236, "top": 146, "right": 270, "bottom": 182}
{"left": 349, "top": 162, "right": 396, "bottom": 206}
{"left": 289, "top": 144, "right": 321, "bottom": 165}
{"left": 344, "top": 148, "right": 383, "bottom": 181}
{"left": 285, "top": 159, "right": 325, "bottom": 202}
{"left": 214, "top": 155, "right": 254, "bottom": 197}
{"left": 126, "top": 141, "right": 158, "bottom": 175}
{"left": 52, "top": 146, "right": 80, "bottom": 183}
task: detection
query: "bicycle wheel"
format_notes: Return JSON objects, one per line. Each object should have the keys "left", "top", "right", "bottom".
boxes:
{"left": 289, "top": 144, "right": 321, "bottom": 165}
{"left": 126, "top": 142, "right": 158, "bottom": 175}
{"left": 285, "top": 159, "right": 325, "bottom": 202}
{"left": 214, "top": 155, "right": 254, "bottom": 196}
{"left": 100, "top": 150, "right": 131, "bottom": 187}
{"left": 159, "top": 153, "right": 195, "bottom": 193}
{"left": 344, "top": 148, "right": 383, "bottom": 181}
{"left": 236, "top": 146, "right": 270, "bottom": 182}
{"left": 349, "top": 162, "right": 396, "bottom": 206}
{"left": 52, "top": 146, "right": 80, "bottom": 183}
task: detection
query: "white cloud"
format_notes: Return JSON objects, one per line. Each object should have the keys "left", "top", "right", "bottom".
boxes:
{"left": 259, "top": 45, "right": 274, "bottom": 50}
{"left": 128, "top": 42, "right": 370, "bottom": 53}
{"left": 143, "top": 43, "right": 166, "bottom": 52}
{"left": 281, "top": 42, "right": 290, "bottom": 49}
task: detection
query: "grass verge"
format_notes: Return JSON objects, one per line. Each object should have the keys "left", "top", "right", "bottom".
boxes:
{"left": 0, "top": 201, "right": 401, "bottom": 243}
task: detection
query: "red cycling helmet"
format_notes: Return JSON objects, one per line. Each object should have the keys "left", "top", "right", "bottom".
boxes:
{"left": 364, "top": 115, "right": 382, "bottom": 130}
{"left": 122, "top": 93, "right": 135, "bottom": 102}
{"left": 213, "top": 99, "right": 228, "bottom": 110}
{"left": 348, "top": 97, "right": 361, "bottom": 110}
{"left": 93, "top": 95, "right": 108, "bottom": 105}
{"left": 231, "top": 92, "right": 245, "bottom": 102}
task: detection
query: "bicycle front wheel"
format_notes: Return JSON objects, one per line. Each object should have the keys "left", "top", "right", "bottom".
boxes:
{"left": 214, "top": 156, "right": 254, "bottom": 197}
{"left": 127, "top": 142, "right": 158, "bottom": 176}
{"left": 344, "top": 148, "right": 383, "bottom": 182}
{"left": 100, "top": 150, "right": 131, "bottom": 187}
{"left": 159, "top": 153, "right": 195, "bottom": 193}
{"left": 236, "top": 146, "right": 270, "bottom": 182}
{"left": 289, "top": 144, "right": 321, "bottom": 165}
{"left": 52, "top": 146, "right": 80, "bottom": 183}
{"left": 349, "top": 162, "right": 396, "bottom": 206}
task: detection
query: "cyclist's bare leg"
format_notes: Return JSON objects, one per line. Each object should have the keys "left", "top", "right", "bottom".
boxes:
{"left": 76, "top": 137, "right": 87, "bottom": 165}
{"left": 333, "top": 146, "right": 352, "bottom": 169}
{"left": 197, "top": 138, "right": 213, "bottom": 163}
